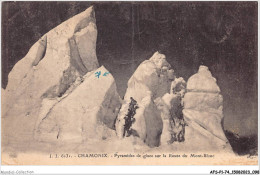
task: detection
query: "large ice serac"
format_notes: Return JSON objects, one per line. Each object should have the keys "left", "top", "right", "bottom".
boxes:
{"left": 182, "top": 65, "right": 232, "bottom": 152}
{"left": 6, "top": 6, "right": 98, "bottom": 99}
{"left": 115, "top": 52, "right": 175, "bottom": 147}
{"left": 2, "top": 7, "right": 101, "bottom": 148}
{"left": 35, "top": 66, "right": 121, "bottom": 143}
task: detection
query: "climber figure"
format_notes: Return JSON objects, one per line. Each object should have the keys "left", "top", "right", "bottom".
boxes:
{"left": 123, "top": 97, "right": 139, "bottom": 137}
{"left": 168, "top": 78, "right": 187, "bottom": 143}
{"left": 177, "top": 118, "right": 186, "bottom": 142}
{"left": 169, "top": 116, "right": 186, "bottom": 143}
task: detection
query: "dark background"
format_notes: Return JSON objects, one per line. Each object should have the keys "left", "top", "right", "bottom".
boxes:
{"left": 2, "top": 2, "right": 258, "bottom": 154}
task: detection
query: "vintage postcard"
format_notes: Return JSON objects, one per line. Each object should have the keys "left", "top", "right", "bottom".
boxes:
{"left": 1, "top": 1, "right": 258, "bottom": 166}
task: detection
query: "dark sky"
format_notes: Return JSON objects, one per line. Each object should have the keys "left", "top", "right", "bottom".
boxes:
{"left": 2, "top": 2, "right": 258, "bottom": 137}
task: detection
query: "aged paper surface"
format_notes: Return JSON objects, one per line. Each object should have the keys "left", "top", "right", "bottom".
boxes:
{"left": 1, "top": 1, "right": 258, "bottom": 166}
